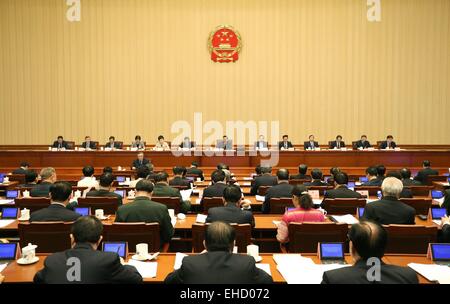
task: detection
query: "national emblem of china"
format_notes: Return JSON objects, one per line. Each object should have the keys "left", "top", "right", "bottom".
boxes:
{"left": 208, "top": 25, "right": 242, "bottom": 63}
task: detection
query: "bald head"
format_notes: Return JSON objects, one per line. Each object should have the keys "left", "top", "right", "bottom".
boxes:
{"left": 349, "top": 221, "right": 387, "bottom": 260}
{"left": 381, "top": 177, "right": 403, "bottom": 198}
{"left": 205, "top": 222, "right": 236, "bottom": 252}
{"left": 276, "top": 169, "right": 289, "bottom": 181}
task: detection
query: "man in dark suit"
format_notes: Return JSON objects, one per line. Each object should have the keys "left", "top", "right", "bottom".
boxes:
{"left": 250, "top": 167, "right": 277, "bottom": 195}
{"left": 326, "top": 167, "right": 341, "bottom": 186}
{"left": 441, "top": 216, "right": 450, "bottom": 242}
{"left": 86, "top": 173, "right": 123, "bottom": 205}
{"left": 81, "top": 136, "right": 97, "bottom": 150}
{"left": 131, "top": 152, "right": 150, "bottom": 170}
{"left": 164, "top": 221, "right": 273, "bottom": 284}
{"left": 322, "top": 172, "right": 363, "bottom": 205}
{"left": 304, "top": 135, "right": 319, "bottom": 150}
{"left": 30, "top": 182, "right": 80, "bottom": 222}
{"left": 216, "top": 135, "right": 233, "bottom": 150}
{"left": 304, "top": 169, "right": 328, "bottom": 186}
{"left": 329, "top": 135, "right": 345, "bottom": 149}
{"left": 278, "top": 135, "right": 293, "bottom": 150}
{"left": 12, "top": 162, "right": 30, "bottom": 174}
{"left": 400, "top": 168, "right": 422, "bottom": 186}
{"left": 30, "top": 167, "right": 57, "bottom": 197}
{"left": 201, "top": 170, "right": 228, "bottom": 203}
{"left": 179, "top": 137, "right": 195, "bottom": 149}
{"left": 34, "top": 216, "right": 142, "bottom": 284}
{"left": 169, "top": 166, "right": 192, "bottom": 189}
{"left": 153, "top": 172, "right": 190, "bottom": 213}
{"left": 115, "top": 180, "right": 175, "bottom": 244}
{"left": 379, "top": 135, "right": 397, "bottom": 149}
{"left": 361, "top": 177, "right": 415, "bottom": 225}
{"left": 263, "top": 169, "right": 294, "bottom": 213}
{"left": 290, "top": 164, "right": 311, "bottom": 181}
{"left": 355, "top": 135, "right": 372, "bottom": 149}
{"left": 362, "top": 166, "right": 383, "bottom": 186}
{"left": 206, "top": 185, "right": 255, "bottom": 227}
{"left": 105, "top": 136, "right": 122, "bottom": 149}
{"left": 322, "top": 221, "right": 418, "bottom": 284}
{"left": 186, "top": 162, "right": 204, "bottom": 181}
{"left": 20, "top": 170, "right": 38, "bottom": 187}
{"left": 254, "top": 135, "right": 268, "bottom": 150}
{"left": 414, "top": 160, "right": 439, "bottom": 185}
{"left": 385, "top": 171, "right": 413, "bottom": 198}
{"left": 52, "top": 136, "right": 70, "bottom": 150}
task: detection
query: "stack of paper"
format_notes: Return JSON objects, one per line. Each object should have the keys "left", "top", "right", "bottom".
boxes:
{"left": 196, "top": 214, "right": 207, "bottom": 223}
{"left": 0, "top": 220, "right": 15, "bottom": 228}
{"left": 180, "top": 189, "right": 193, "bottom": 201}
{"left": 127, "top": 260, "right": 157, "bottom": 278}
{"left": 256, "top": 264, "right": 272, "bottom": 276}
{"left": 174, "top": 252, "right": 188, "bottom": 270}
{"left": 0, "top": 263, "right": 7, "bottom": 273}
{"left": 255, "top": 195, "right": 265, "bottom": 202}
{"left": 408, "top": 263, "right": 450, "bottom": 283}
{"left": 330, "top": 215, "right": 359, "bottom": 224}
{"left": 273, "top": 254, "right": 314, "bottom": 266}
{"left": 0, "top": 199, "right": 14, "bottom": 205}
{"left": 313, "top": 199, "right": 322, "bottom": 206}
{"left": 436, "top": 198, "right": 445, "bottom": 206}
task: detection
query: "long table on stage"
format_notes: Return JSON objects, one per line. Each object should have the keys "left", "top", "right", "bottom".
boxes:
{"left": 0, "top": 150, "right": 450, "bottom": 168}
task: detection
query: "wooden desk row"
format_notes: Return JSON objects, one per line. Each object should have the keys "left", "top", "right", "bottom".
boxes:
{"left": 1, "top": 253, "right": 433, "bottom": 284}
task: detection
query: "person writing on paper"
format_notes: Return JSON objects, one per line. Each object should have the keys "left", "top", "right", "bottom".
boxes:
{"left": 34, "top": 216, "right": 142, "bottom": 284}
{"left": 254, "top": 135, "right": 268, "bottom": 150}
{"left": 276, "top": 185, "right": 326, "bottom": 244}
{"left": 379, "top": 135, "right": 396, "bottom": 149}
{"left": 154, "top": 135, "right": 170, "bottom": 151}
{"left": 304, "top": 135, "right": 319, "bottom": 150}
{"left": 131, "top": 135, "right": 145, "bottom": 150}
{"left": 322, "top": 221, "right": 418, "bottom": 284}
{"left": 216, "top": 135, "right": 233, "bottom": 150}
{"left": 361, "top": 177, "right": 415, "bottom": 225}
{"left": 263, "top": 169, "right": 294, "bottom": 213}
{"left": 355, "top": 135, "right": 371, "bottom": 150}
{"left": 81, "top": 136, "right": 96, "bottom": 150}
{"left": 206, "top": 185, "right": 254, "bottom": 227}
{"left": 30, "top": 167, "right": 57, "bottom": 197}
{"left": 129, "top": 166, "right": 150, "bottom": 188}
{"left": 152, "top": 172, "right": 190, "bottom": 213}
{"left": 169, "top": 166, "right": 192, "bottom": 189}
{"left": 105, "top": 136, "right": 122, "bottom": 150}
{"left": 86, "top": 173, "right": 123, "bottom": 205}
{"left": 131, "top": 152, "right": 150, "bottom": 170}
{"left": 52, "top": 136, "right": 69, "bottom": 150}
{"left": 77, "top": 165, "right": 99, "bottom": 188}
{"left": 115, "top": 180, "right": 174, "bottom": 245}
{"left": 329, "top": 135, "right": 345, "bottom": 149}
{"left": 30, "top": 182, "right": 81, "bottom": 222}
{"left": 278, "top": 135, "right": 293, "bottom": 150}
{"left": 164, "top": 221, "right": 273, "bottom": 284}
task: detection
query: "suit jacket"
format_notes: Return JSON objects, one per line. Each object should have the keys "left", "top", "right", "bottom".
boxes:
{"left": 30, "top": 182, "right": 53, "bottom": 197}
{"left": 362, "top": 196, "right": 416, "bottom": 225}
{"left": 355, "top": 140, "right": 372, "bottom": 149}
{"left": 169, "top": 176, "right": 191, "bottom": 189}
{"left": 86, "top": 189, "right": 123, "bottom": 205}
{"left": 254, "top": 141, "right": 268, "bottom": 150}
{"left": 441, "top": 189, "right": 450, "bottom": 213}
{"left": 362, "top": 177, "right": 383, "bottom": 187}
{"left": 81, "top": 141, "right": 97, "bottom": 149}
{"left": 131, "top": 158, "right": 150, "bottom": 169}
{"left": 304, "top": 141, "right": 319, "bottom": 150}
{"left": 115, "top": 196, "right": 174, "bottom": 244}
{"left": 304, "top": 180, "right": 328, "bottom": 187}
{"left": 164, "top": 251, "right": 273, "bottom": 284}
{"left": 278, "top": 141, "right": 293, "bottom": 150}
{"left": 263, "top": 182, "right": 294, "bottom": 213}
{"left": 400, "top": 188, "right": 413, "bottom": 199}
{"left": 413, "top": 168, "right": 439, "bottom": 185}
{"left": 329, "top": 141, "right": 346, "bottom": 149}
{"left": 442, "top": 224, "right": 450, "bottom": 243}
{"left": 206, "top": 204, "right": 255, "bottom": 227}
{"left": 322, "top": 260, "right": 418, "bottom": 284}
{"left": 131, "top": 141, "right": 145, "bottom": 149}
{"left": 379, "top": 141, "right": 397, "bottom": 149}
{"left": 30, "top": 204, "right": 81, "bottom": 222}
{"left": 186, "top": 167, "right": 204, "bottom": 181}
{"left": 52, "top": 141, "right": 69, "bottom": 149}
{"left": 105, "top": 142, "right": 122, "bottom": 149}
{"left": 216, "top": 139, "right": 233, "bottom": 150}
{"left": 179, "top": 141, "right": 195, "bottom": 149}
{"left": 12, "top": 168, "right": 28, "bottom": 174}
{"left": 323, "top": 186, "right": 363, "bottom": 200}
{"left": 201, "top": 182, "right": 228, "bottom": 204}
{"left": 290, "top": 173, "right": 312, "bottom": 181}
{"left": 34, "top": 243, "right": 142, "bottom": 284}
{"left": 402, "top": 179, "right": 422, "bottom": 187}
{"left": 250, "top": 174, "right": 278, "bottom": 195}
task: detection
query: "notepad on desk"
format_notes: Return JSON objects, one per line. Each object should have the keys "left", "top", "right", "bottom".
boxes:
{"left": 180, "top": 189, "right": 192, "bottom": 201}
{"left": 256, "top": 264, "right": 271, "bottom": 276}
{"left": 174, "top": 252, "right": 189, "bottom": 270}
{"left": 329, "top": 214, "right": 359, "bottom": 225}
{"left": 408, "top": 263, "right": 450, "bottom": 283}
{"left": 0, "top": 199, "right": 14, "bottom": 205}
{"left": 277, "top": 262, "right": 349, "bottom": 284}
{"left": 255, "top": 195, "right": 265, "bottom": 202}
{"left": 127, "top": 260, "right": 157, "bottom": 278}
{"left": 0, "top": 219, "right": 15, "bottom": 228}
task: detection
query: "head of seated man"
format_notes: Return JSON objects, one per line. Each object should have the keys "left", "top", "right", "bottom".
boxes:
{"left": 334, "top": 172, "right": 349, "bottom": 187}
{"left": 82, "top": 165, "right": 95, "bottom": 178}
{"left": 39, "top": 167, "right": 57, "bottom": 184}
{"left": 98, "top": 173, "right": 115, "bottom": 191}
{"left": 311, "top": 168, "right": 323, "bottom": 181}
{"left": 49, "top": 181, "right": 73, "bottom": 205}
{"left": 381, "top": 176, "right": 403, "bottom": 199}
{"left": 172, "top": 166, "right": 187, "bottom": 178}
{"left": 366, "top": 166, "right": 378, "bottom": 180}
{"left": 204, "top": 221, "right": 236, "bottom": 253}
{"left": 136, "top": 166, "right": 150, "bottom": 180}
{"left": 211, "top": 169, "right": 226, "bottom": 184}
{"left": 24, "top": 170, "right": 38, "bottom": 185}
{"left": 260, "top": 166, "right": 272, "bottom": 175}
{"left": 154, "top": 171, "right": 170, "bottom": 184}
{"left": 135, "top": 179, "right": 154, "bottom": 199}
{"left": 276, "top": 169, "right": 289, "bottom": 183}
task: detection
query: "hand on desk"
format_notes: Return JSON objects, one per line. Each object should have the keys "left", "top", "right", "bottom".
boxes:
{"left": 240, "top": 199, "right": 251, "bottom": 209}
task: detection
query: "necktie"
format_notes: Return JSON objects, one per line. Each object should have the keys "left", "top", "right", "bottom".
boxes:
{"left": 284, "top": 142, "right": 287, "bottom": 149}
{"left": 311, "top": 142, "right": 314, "bottom": 149}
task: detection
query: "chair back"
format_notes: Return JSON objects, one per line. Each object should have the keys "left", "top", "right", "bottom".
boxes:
{"left": 269, "top": 198, "right": 294, "bottom": 214}
{"left": 202, "top": 197, "right": 224, "bottom": 213}
{"left": 322, "top": 198, "right": 366, "bottom": 215}
{"left": 399, "top": 198, "right": 432, "bottom": 215}
{"left": 191, "top": 223, "right": 252, "bottom": 253}
{"left": 14, "top": 197, "right": 51, "bottom": 213}
{"left": 257, "top": 186, "right": 271, "bottom": 196}
{"left": 77, "top": 197, "right": 119, "bottom": 215}
{"left": 104, "top": 222, "right": 161, "bottom": 252}
{"left": 384, "top": 225, "right": 437, "bottom": 254}
{"left": 18, "top": 221, "right": 72, "bottom": 253}
{"left": 151, "top": 197, "right": 181, "bottom": 214}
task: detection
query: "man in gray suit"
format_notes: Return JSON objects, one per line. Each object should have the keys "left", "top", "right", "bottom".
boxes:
{"left": 216, "top": 135, "right": 233, "bottom": 150}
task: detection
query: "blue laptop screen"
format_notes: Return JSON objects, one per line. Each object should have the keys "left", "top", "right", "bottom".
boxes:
{"left": 0, "top": 174, "right": 4, "bottom": 183}
{"left": 186, "top": 176, "right": 195, "bottom": 182}
{"left": 358, "top": 207, "right": 365, "bottom": 218}
{"left": 320, "top": 243, "right": 344, "bottom": 259}
{"left": 103, "top": 242, "right": 126, "bottom": 258}
{"left": 432, "top": 190, "right": 444, "bottom": 199}
{"left": 324, "top": 176, "right": 330, "bottom": 183}
{"left": 6, "top": 190, "right": 19, "bottom": 199}
{"left": 114, "top": 190, "right": 125, "bottom": 197}
{"left": 1, "top": 207, "right": 19, "bottom": 219}
{"left": 116, "top": 176, "right": 126, "bottom": 182}
{"left": 0, "top": 243, "right": 17, "bottom": 260}
{"left": 431, "top": 208, "right": 447, "bottom": 219}
{"left": 359, "top": 177, "right": 368, "bottom": 183}
{"left": 347, "top": 182, "right": 355, "bottom": 190}
{"left": 74, "top": 207, "right": 90, "bottom": 216}
{"left": 431, "top": 244, "right": 450, "bottom": 260}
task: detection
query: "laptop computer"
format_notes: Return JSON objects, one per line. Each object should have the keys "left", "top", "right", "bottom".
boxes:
{"left": 432, "top": 190, "right": 444, "bottom": 199}
{"left": 102, "top": 242, "right": 128, "bottom": 259}
{"left": 6, "top": 190, "right": 19, "bottom": 199}
{"left": 0, "top": 243, "right": 18, "bottom": 261}
{"left": 430, "top": 244, "right": 450, "bottom": 266}
{"left": 431, "top": 208, "right": 447, "bottom": 220}
{"left": 116, "top": 176, "right": 126, "bottom": 182}
{"left": 357, "top": 207, "right": 365, "bottom": 218}
{"left": 359, "top": 176, "right": 369, "bottom": 183}
{"left": 347, "top": 181, "right": 355, "bottom": 191}
{"left": 0, "top": 174, "right": 5, "bottom": 184}
{"left": 114, "top": 190, "right": 126, "bottom": 197}
{"left": 319, "top": 242, "right": 347, "bottom": 264}
{"left": 1, "top": 207, "right": 19, "bottom": 219}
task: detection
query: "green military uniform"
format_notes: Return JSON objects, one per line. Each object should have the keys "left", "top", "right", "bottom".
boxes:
{"left": 152, "top": 183, "right": 191, "bottom": 213}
